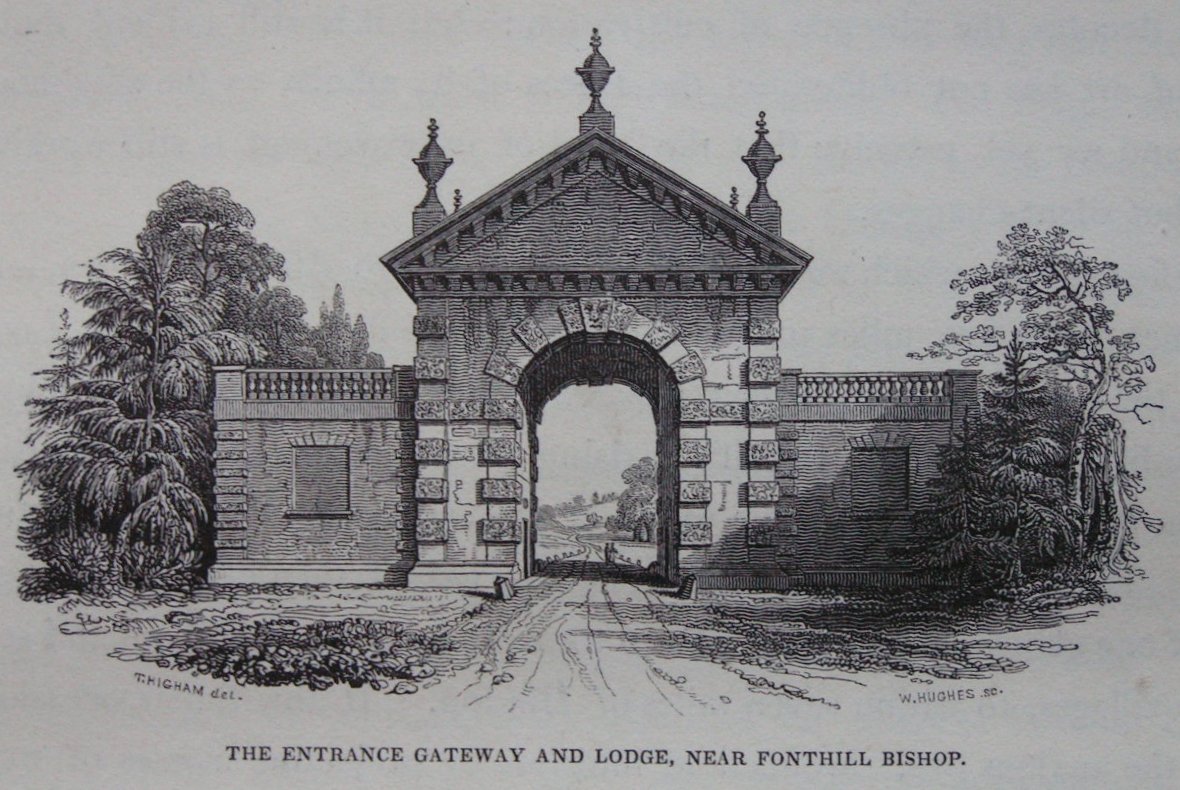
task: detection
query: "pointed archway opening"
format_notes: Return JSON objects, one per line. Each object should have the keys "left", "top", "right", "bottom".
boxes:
{"left": 519, "top": 331, "right": 680, "bottom": 583}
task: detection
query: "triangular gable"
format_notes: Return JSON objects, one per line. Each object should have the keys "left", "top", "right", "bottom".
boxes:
{"left": 381, "top": 130, "right": 812, "bottom": 285}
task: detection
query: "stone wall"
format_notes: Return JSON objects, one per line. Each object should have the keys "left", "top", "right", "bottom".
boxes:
{"left": 208, "top": 362, "right": 977, "bottom": 589}
{"left": 768, "top": 369, "right": 979, "bottom": 588}
{"left": 209, "top": 367, "right": 419, "bottom": 584}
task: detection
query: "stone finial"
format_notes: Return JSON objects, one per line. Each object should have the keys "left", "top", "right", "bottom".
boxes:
{"left": 412, "top": 118, "right": 453, "bottom": 235}
{"left": 742, "top": 111, "right": 783, "bottom": 235}
{"left": 729, "top": 186, "right": 740, "bottom": 210}
{"left": 453, "top": 188, "right": 463, "bottom": 211}
{"left": 575, "top": 28, "right": 615, "bottom": 135}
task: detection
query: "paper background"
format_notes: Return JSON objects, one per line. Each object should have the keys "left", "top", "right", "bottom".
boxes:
{"left": 1, "top": 1, "right": 1178, "bottom": 787}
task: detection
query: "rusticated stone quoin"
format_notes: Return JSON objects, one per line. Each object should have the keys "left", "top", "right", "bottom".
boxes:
{"left": 447, "top": 399, "right": 483, "bottom": 420}
{"left": 679, "top": 439, "right": 711, "bottom": 464}
{"left": 479, "top": 519, "right": 519, "bottom": 543}
{"left": 414, "top": 400, "right": 447, "bottom": 420}
{"left": 748, "top": 520, "right": 776, "bottom": 547}
{"left": 484, "top": 399, "right": 522, "bottom": 424}
{"left": 747, "top": 439, "right": 780, "bottom": 464}
{"left": 745, "top": 481, "right": 780, "bottom": 504}
{"left": 680, "top": 481, "right": 713, "bottom": 504}
{"left": 414, "top": 356, "right": 448, "bottom": 381}
{"left": 412, "top": 315, "right": 448, "bottom": 337}
{"left": 748, "top": 318, "right": 781, "bottom": 340}
{"left": 480, "top": 478, "right": 522, "bottom": 501}
{"left": 748, "top": 400, "right": 780, "bottom": 423}
{"left": 482, "top": 438, "right": 522, "bottom": 465}
{"left": 679, "top": 521, "right": 713, "bottom": 546}
{"left": 415, "top": 478, "right": 448, "bottom": 502}
{"left": 416, "top": 519, "right": 448, "bottom": 543}
{"left": 709, "top": 401, "right": 746, "bottom": 422}
{"left": 414, "top": 438, "right": 448, "bottom": 462}
{"left": 680, "top": 399, "right": 710, "bottom": 422}
{"left": 748, "top": 356, "right": 781, "bottom": 384}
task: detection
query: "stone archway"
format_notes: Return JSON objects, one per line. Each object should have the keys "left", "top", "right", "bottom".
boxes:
{"left": 518, "top": 330, "right": 680, "bottom": 581}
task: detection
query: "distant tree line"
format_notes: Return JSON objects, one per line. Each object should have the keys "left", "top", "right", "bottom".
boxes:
{"left": 18, "top": 182, "right": 384, "bottom": 595}
{"left": 912, "top": 225, "right": 1161, "bottom": 588}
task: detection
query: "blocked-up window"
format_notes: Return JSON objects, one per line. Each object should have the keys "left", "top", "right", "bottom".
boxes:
{"left": 851, "top": 447, "right": 909, "bottom": 512}
{"left": 292, "top": 446, "right": 350, "bottom": 515}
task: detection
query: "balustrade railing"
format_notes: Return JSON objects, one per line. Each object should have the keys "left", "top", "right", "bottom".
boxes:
{"left": 244, "top": 369, "right": 401, "bottom": 401}
{"left": 795, "top": 373, "right": 950, "bottom": 404}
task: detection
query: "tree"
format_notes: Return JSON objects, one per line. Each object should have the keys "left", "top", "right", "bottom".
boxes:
{"left": 914, "top": 417, "right": 1013, "bottom": 583}
{"left": 984, "top": 329, "right": 1076, "bottom": 577}
{"left": 913, "top": 225, "right": 1161, "bottom": 577}
{"left": 309, "top": 284, "right": 385, "bottom": 368}
{"left": 19, "top": 182, "right": 394, "bottom": 595}
{"left": 19, "top": 199, "right": 263, "bottom": 591}
{"left": 145, "top": 181, "right": 285, "bottom": 303}
{"left": 615, "top": 457, "right": 657, "bottom": 542}
{"left": 240, "top": 286, "right": 319, "bottom": 367}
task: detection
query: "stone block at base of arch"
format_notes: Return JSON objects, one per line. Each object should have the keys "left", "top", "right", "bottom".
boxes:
{"left": 406, "top": 563, "right": 520, "bottom": 589}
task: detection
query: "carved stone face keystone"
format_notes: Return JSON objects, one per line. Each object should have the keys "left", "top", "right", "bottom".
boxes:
{"left": 580, "top": 297, "right": 614, "bottom": 332}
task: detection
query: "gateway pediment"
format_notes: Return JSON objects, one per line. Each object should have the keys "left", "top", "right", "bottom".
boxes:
{"left": 382, "top": 132, "right": 812, "bottom": 300}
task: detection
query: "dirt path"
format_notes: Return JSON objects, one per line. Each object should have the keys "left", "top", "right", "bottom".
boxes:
{"left": 453, "top": 539, "right": 755, "bottom": 715}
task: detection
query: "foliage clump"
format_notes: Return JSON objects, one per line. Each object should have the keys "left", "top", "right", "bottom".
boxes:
{"left": 18, "top": 183, "right": 384, "bottom": 595}
{"left": 911, "top": 224, "right": 1162, "bottom": 586}
{"left": 128, "top": 616, "right": 449, "bottom": 691}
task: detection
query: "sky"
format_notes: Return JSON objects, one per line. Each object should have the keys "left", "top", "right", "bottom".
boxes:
{"left": 1, "top": 0, "right": 1178, "bottom": 508}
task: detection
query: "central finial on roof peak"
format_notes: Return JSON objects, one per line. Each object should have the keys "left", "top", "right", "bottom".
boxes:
{"left": 576, "top": 27, "right": 615, "bottom": 136}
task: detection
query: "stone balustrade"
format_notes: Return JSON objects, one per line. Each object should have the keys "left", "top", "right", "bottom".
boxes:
{"left": 243, "top": 369, "right": 402, "bottom": 401}
{"left": 795, "top": 373, "right": 950, "bottom": 404}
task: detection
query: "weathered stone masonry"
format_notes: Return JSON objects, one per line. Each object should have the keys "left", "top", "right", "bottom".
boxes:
{"left": 208, "top": 32, "right": 979, "bottom": 590}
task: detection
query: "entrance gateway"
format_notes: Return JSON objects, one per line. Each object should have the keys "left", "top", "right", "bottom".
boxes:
{"left": 208, "top": 32, "right": 978, "bottom": 590}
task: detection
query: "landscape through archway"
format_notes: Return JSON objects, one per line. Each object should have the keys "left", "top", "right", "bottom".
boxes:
{"left": 531, "top": 383, "right": 657, "bottom": 575}
{"left": 519, "top": 332, "right": 680, "bottom": 582}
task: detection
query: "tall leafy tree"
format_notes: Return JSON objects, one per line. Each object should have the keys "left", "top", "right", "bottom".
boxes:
{"left": 18, "top": 183, "right": 388, "bottom": 594}
{"left": 20, "top": 224, "right": 260, "bottom": 590}
{"left": 913, "top": 224, "right": 1162, "bottom": 577}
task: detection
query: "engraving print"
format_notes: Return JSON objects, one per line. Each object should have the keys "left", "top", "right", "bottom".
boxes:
{"left": 12, "top": 27, "right": 1168, "bottom": 721}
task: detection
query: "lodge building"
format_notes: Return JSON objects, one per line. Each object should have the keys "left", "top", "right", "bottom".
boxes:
{"left": 209, "top": 32, "right": 977, "bottom": 590}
